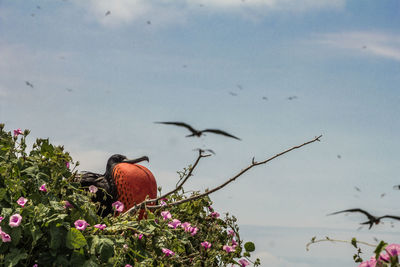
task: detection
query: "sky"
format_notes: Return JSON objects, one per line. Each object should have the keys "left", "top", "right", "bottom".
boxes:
{"left": 1, "top": 0, "right": 400, "bottom": 266}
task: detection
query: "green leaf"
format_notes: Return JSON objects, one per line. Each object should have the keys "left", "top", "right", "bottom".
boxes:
{"left": 4, "top": 248, "right": 28, "bottom": 267}
{"left": 82, "top": 258, "right": 100, "bottom": 267}
{"left": 50, "top": 224, "right": 62, "bottom": 250}
{"left": 374, "top": 240, "right": 387, "bottom": 259}
{"left": 66, "top": 228, "right": 87, "bottom": 249}
{"left": 244, "top": 241, "right": 255, "bottom": 252}
{"left": 0, "top": 188, "right": 7, "bottom": 201}
{"left": 351, "top": 237, "right": 358, "bottom": 248}
{"left": 96, "top": 238, "right": 114, "bottom": 262}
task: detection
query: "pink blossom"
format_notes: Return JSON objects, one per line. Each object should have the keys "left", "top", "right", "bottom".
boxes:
{"left": 9, "top": 214, "right": 22, "bottom": 227}
{"left": 33, "top": 264, "right": 38, "bottom": 267}
{"left": 74, "top": 219, "right": 89, "bottom": 231}
{"left": 17, "top": 197, "right": 28, "bottom": 207}
{"left": 232, "top": 239, "right": 238, "bottom": 248}
{"left": 168, "top": 219, "right": 181, "bottom": 229}
{"left": 13, "top": 128, "right": 23, "bottom": 137}
{"left": 64, "top": 201, "right": 73, "bottom": 209}
{"left": 89, "top": 185, "right": 98, "bottom": 194}
{"left": 94, "top": 224, "right": 106, "bottom": 230}
{"left": 125, "top": 265, "right": 132, "bottom": 267}
{"left": 201, "top": 241, "right": 211, "bottom": 250}
{"left": 211, "top": 211, "right": 220, "bottom": 218}
{"left": 162, "top": 248, "right": 175, "bottom": 256}
{"left": 138, "top": 234, "right": 143, "bottom": 240}
{"left": 112, "top": 201, "right": 124, "bottom": 212}
{"left": 189, "top": 226, "right": 198, "bottom": 236}
{"left": 181, "top": 222, "right": 191, "bottom": 232}
{"left": 66, "top": 162, "right": 70, "bottom": 169}
{"left": 208, "top": 206, "right": 214, "bottom": 212}
{"left": 223, "top": 245, "right": 235, "bottom": 253}
{"left": 228, "top": 229, "right": 235, "bottom": 236}
{"left": 160, "top": 200, "right": 167, "bottom": 206}
{"left": 358, "top": 256, "right": 379, "bottom": 267}
{"left": 380, "top": 243, "right": 400, "bottom": 262}
{"left": 39, "top": 184, "right": 47, "bottom": 192}
{"left": 238, "top": 259, "right": 250, "bottom": 267}
{"left": 161, "top": 211, "right": 172, "bottom": 220}
{"left": 0, "top": 217, "right": 3, "bottom": 222}
{"left": 0, "top": 230, "right": 11, "bottom": 242}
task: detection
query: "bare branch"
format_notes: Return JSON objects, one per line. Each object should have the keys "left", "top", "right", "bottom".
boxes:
{"left": 306, "top": 237, "right": 375, "bottom": 251}
{"left": 125, "top": 135, "right": 322, "bottom": 214}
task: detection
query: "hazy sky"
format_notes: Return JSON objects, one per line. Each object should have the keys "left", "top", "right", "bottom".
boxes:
{"left": 1, "top": 1, "right": 400, "bottom": 266}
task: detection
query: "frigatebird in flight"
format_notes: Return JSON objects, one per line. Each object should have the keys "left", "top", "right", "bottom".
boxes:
{"left": 77, "top": 154, "right": 149, "bottom": 216}
{"left": 155, "top": 121, "right": 241, "bottom": 140}
{"left": 25, "top": 81, "right": 34, "bottom": 88}
{"left": 328, "top": 208, "right": 400, "bottom": 229}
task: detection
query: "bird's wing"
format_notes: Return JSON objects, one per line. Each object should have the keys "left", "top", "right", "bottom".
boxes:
{"left": 328, "top": 208, "right": 375, "bottom": 220}
{"left": 202, "top": 129, "right": 241, "bottom": 140}
{"left": 380, "top": 215, "right": 400, "bottom": 221}
{"left": 154, "top": 121, "right": 197, "bottom": 134}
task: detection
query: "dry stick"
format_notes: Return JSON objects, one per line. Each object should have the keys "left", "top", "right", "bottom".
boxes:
{"left": 306, "top": 237, "right": 375, "bottom": 251}
{"left": 125, "top": 135, "right": 322, "bottom": 215}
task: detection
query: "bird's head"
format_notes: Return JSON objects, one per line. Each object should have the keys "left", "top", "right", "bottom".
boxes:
{"left": 105, "top": 154, "right": 149, "bottom": 175}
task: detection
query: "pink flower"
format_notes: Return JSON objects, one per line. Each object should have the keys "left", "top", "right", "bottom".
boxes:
{"left": 211, "top": 211, "right": 220, "bottom": 218}
{"left": 0, "top": 228, "right": 11, "bottom": 242}
{"left": 74, "top": 219, "right": 89, "bottom": 231}
{"left": 238, "top": 259, "right": 250, "bottom": 267}
{"left": 380, "top": 243, "right": 400, "bottom": 262}
{"left": 9, "top": 214, "right": 22, "bottom": 227}
{"left": 181, "top": 222, "right": 191, "bottom": 232}
{"left": 160, "top": 200, "right": 167, "bottom": 206}
{"left": 33, "top": 264, "right": 38, "bottom": 267}
{"left": 208, "top": 206, "right": 214, "bottom": 212}
{"left": 223, "top": 245, "right": 235, "bottom": 253}
{"left": 162, "top": 248, "right": 175, "bottom": 256}
{"left": 17, "top": 197, "right": 28, "bottom": 207}
{"left": 112, "top": 201, "right": 124, "bottom": 212}
{"left": 228, "top": 229, "right": 235, "bottom": 236}
{"left": 39, "top": 184, "right": 47, "bottom": 192}
{"left": 64, "top": 201, "right": 73, "bottom": 209}
{"left": 0, "top": 217, "right": 3, "bottom": 222}
{"left": 89, "top": 185, "right": 98, "bottom": 193}
{"left": 232, "top": 239, "right": 238, "bottom": 248}
{"left": 358, "top": 256, "right": 379, "bottom": 267}
{"left": 94, "top": 224, "right": 106, "bottom": 230}
{"left": 201, "top": 241, "right": 211, "bottom": 250}
{"left": 125, "top": 265, "right": 132, "bottom": 267}
{"left": 189, "top": 226, "right": 198, "bottom": 236}
{"left": 66, "top": 162, "right": 70, "bottom": 169}
{"left": 161, "top": 211, "right": 172, "bottom": 220}
{"left": 168, "top": 219, "right": 181, "bottom": 229}
{"left": 13, "top": 128, "right": 23, "bottom": 137}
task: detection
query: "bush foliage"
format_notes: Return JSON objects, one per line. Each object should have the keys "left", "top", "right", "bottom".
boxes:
{"left": 0, "top": 124, "right": 259, "bottom": 266}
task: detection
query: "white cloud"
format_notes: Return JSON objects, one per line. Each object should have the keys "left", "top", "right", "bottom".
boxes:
{"left": 316, "top": 31, "right": 400, "bottom": 62}
{"left": 72, "top": 0, "right": 345, "bottom": 27}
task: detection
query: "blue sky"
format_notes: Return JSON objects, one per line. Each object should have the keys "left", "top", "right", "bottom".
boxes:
{"left": 1, "top": 0, "right": 400, "bottom": 266}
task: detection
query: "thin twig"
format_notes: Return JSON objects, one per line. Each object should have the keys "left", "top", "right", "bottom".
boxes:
{"left": 306, "top": 237, "right": 376, "bottom": 251}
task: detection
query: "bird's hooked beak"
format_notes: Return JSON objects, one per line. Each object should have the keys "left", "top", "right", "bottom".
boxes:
{"left": 122, "top": 156, "right": 149, "bottom": 164}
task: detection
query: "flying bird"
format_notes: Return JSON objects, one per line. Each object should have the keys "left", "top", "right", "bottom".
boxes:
{"left": 25, "top": 81, "right": 34, "bottom": 88}
{"left": 354, "top": 186, "right": 361, "bottom": 192}
{"left": 155, "top": 121, "right": 241, "bottom": 140}
{"left": 262, "top": 96, "right": 268, "bottom": 101}
{"left": 328, "top": 208, "right": 400, "bottom": 229}
{"left": 393, "top": 185, "right": 400, "bottom": 190}
{"left": 229, "top": 92, "right": 238, "bottom": 96}
{"left": 147, "top": 20, "right": 151, "bottom": 25}
{"left": 105, "top": 10, "right": 111, "bottom": 16}
{"left": 287, "top": 96, "right": 298, "bottom": 100}
{"left": 77, "top": 154, "right": 154, "bottom": 216}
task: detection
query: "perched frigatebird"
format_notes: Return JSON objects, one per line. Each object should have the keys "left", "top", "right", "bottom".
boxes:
{"left": 77, "top": 154, "right": 151, "bottom": 216}
{"left": 155, "top": 121, "right": 241, "bottom": 140}
{"left": 328, "top": 208, "right": 400, "bottom": 229}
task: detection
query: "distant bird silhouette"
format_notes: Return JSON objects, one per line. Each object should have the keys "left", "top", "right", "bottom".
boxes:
{"left": 237, "top": 84, "right": 243, "bottom": 90}
{"left": 380, "top": 193, "right": 386, "bottom": 198}
{"left": 337, "top": 154, "right": 342, "bottom": 159}
{"left": 328, "top": 208, "right": 400, "bottom": 229}
{"left": 393, "top": 185, "right": 400, "bottom": 190}
{"left": 155, "top": 121, "right": 241, "bottom": 140}
{"left": 105, "top": 10, "right": 111, "bottom": 16}
{"left": 287, "top": 96, "right": 298, "bottom": 100}
{"left": 229, "top": 92, "right": 238, "bottom": 96}
{"left": 77, "top": 154, "right": 150, "bottom": 216}
{"left": 354, "top": 186, "right": 361, "bottom": 192}
{"left": 262, "top": 96, "right": 268, "bottom": 101}
{"left": 65, "top": 88, "right": 73, "bottom": 93}
{"left": 25, "top": 81, "right": 34, "bottom": 88}
{"left": 147, "top": 20, "right": 151, "bottom": 25}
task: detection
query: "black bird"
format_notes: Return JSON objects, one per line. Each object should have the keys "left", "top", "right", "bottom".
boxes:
{"left": 354, "top": 186, "right": 361, "bottom": 192}
{"left": 393, "top": 185, "right": 400, "bottom": 190}
{"left": 25, "top": 81, "right": 34, "bottom": 88}
{"left": 155, "top": 121, "right": 241, "bottom": 140}
{"left": 77, "top": 154, "right": 149, "bottom": 216}
{"left": 105, "top": 10, "right": 111, "bottom": 16}
{"left": 262, "top": 96, "right": 268, "bottom": 101}
{"left": 328, "top": 208, "right": 400, "bottom": 229}
{"left": 287, "top": 96, "right": 298, "bottom": 100}
{"left": 229, "top": 92, "right": 238, "bottom": 96}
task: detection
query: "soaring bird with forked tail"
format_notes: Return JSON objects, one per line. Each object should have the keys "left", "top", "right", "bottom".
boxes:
{"left": 77, "top": 154, "right": 157, "bottom": 217}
